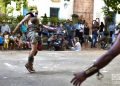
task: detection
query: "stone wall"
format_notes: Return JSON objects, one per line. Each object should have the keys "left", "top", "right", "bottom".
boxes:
{"left": 73, "top": 0, "right": 94, "bottom": 31}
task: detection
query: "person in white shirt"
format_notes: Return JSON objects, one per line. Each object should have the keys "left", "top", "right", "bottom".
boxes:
{"left": 71, "top": 37, "right": 81, "bottom": 51}
{"left": 1, "top": 23, "right": 11, "bottom": 35}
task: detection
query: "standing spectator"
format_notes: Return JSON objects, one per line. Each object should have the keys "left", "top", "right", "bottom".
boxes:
{"left": 83, "top": 23, "right": 90, "bottom": 48}
{"left": 75, "top": 20, "right": 84, "bottom": 46}
{"left": 79, "top": 21, "right": 85, "bottom": 46}
{"left": 108, "top": 22, "right": 115, "bottom": 44}
{"left": 99, "top": 22, "right": 105, "bottom": 38}
{"left": 112, "top": 24, "right": 120, "bottom": 44}
{"left": 1, "top": 23, "right": 11, "bottom": 35}
{"left": 108, "top": 22, "right": 115, "bottom": 37}
{"left": 93, "top": 20, "right": 99, "bottom": 30}
{"left": 91, "top": 28, "right": 98, "bottom": 48}
{"left": 64, "top": 20, "right": 75, "bottom": 47}
{"left": 91, "top": 20, "right": 99, "bottom": 48}
{"left": 75, "top": 21, "right": 81, "bottom": 38}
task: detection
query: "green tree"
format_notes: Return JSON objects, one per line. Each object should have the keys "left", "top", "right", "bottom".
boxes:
{"left": 0, "top": 0, "right": 28, "bottom": 14}
{"left": 23, "top": 0, "right": 28, "bottom": 8}
{"left": 102, "top": 0, "right": 120, "bottom": 31}
{"left": 12, "top": 0, "right": 28, "bottom": 11}
{"left": 103, "top": 0, "right": 120, "bottom": 13}
{"left": 7, "top": 6, "right": 14, "bottom": 16}
{"left": 0, "top": 0, "right": 11, "bottom": 14}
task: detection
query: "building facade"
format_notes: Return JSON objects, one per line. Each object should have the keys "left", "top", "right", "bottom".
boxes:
{"left": 28, "top": 0, "right": 96, "bottom": 28}
{"left": 28, "top": 0, "right": 74, "bottom": 19}
{"left": 73, "top": 0, "right": 94, "bottom": 28}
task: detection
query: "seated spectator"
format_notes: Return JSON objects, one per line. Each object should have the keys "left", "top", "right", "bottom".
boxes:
{"left": 61, "top": 36, "right": 69, "bottom": 50}
{"left": 52, "top": 34, "right": 63, "bottom": 51}
{"left": 0, "top": 33, "right": 4, "bottom": 50}
{"left": 71, "top": 37, "right": 81, "bottom": 51}
{"left": 98, "top": 28, "right": 109, "bottom": 49}
{"left": 14, "top": 32, "right": 23, "bottom": 50}
{"left": 9, "top": 34, "right": 15, "bottom": 50}
{"left": 21, "top": 32, "right": 31, "bottom": 49}
{"left": 47, "top": 34, "right": 63, "bottom": 51}
{"left": 3, "top": 31, "right": 10, "bottom": 50}
{"left": 47, "top": 35, "right": 54, "bottom": 50}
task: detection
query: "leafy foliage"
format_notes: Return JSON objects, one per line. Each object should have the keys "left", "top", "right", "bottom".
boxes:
{"left": 16, "top": 1, "right": 22, "bottom": 11}
{"left": 103, "top": 0, "right": 120, "bottom": 13}
{"left": 41, "top": 14, "right": 49, "bottom": 25}
{"left": 0, "top": 15, "right": 16, "bottom": 23}
{"left": 23, "top": 0, "right": 28, "bottom": 8}
{"left": 0, "top": 0, "right": 28, "bottom": 13}
{"left": 102, "top": 0, "right": 120, "bottom": 24}
{"left": 0, "top": 0, "right": 11, "bottom": 13}
{"left": 16, "top": 15, "right": 24, "bottom": 22}
{"left": 49, "top": 17, "right": 59, "bottom": 25}
{"left": 7, "top": 6, "right": 14, "bottom": 15}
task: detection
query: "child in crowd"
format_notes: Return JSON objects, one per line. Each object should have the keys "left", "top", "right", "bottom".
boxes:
{"left": 3, "top": 31, "right": 10, "bottom": 50}
{"left": 14, "top": 32, "right": 23, "bottom": 49}
{"left": 9, "top": 34, "right": 15, "bottom": 50}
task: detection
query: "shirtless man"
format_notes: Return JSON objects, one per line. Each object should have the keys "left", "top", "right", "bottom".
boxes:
{"left": 71, "top": 33, "right": 120, "bottom": 86}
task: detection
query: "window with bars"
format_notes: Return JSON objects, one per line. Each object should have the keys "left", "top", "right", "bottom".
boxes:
{"left": 50, "top": 7, "right": 59, "bottom": 17}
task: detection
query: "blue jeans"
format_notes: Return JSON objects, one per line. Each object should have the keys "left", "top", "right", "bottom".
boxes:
{"left": 91, "top": 35, "right": 98, "bottom": 48}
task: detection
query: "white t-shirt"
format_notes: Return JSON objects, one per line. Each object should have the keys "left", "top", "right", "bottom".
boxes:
{"left": 74, "top": 42, "right": 81, "bottom": 51}
{"left": 1, "top": 24, "right": 11, "bottom": 34}
{"left": 70, "top": 42, "right": 81, "bottom": 51}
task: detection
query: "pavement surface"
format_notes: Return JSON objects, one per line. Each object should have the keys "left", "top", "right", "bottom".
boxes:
{"left": 0, "top": 50, "right": 120, "bottom": 86}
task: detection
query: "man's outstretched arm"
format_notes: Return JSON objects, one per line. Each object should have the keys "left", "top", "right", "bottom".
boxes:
{"left": 12, "top": 15, "right": 31, "bottom": 34}
{"left": 71, "top": 34, "right": 120, "bottom": 86}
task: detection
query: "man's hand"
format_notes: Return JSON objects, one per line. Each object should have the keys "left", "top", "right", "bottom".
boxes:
{"left": 71, "top": 71, "right": 87, "bottom": 86}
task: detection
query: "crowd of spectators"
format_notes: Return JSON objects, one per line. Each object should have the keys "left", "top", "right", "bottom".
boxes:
{"left": 0, "top": 18, "right": 120, "bottom": 51}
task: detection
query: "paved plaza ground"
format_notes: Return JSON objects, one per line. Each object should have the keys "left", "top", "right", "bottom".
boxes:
{"left": 0, "top": 50, "right": 120, "bottom": 86}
